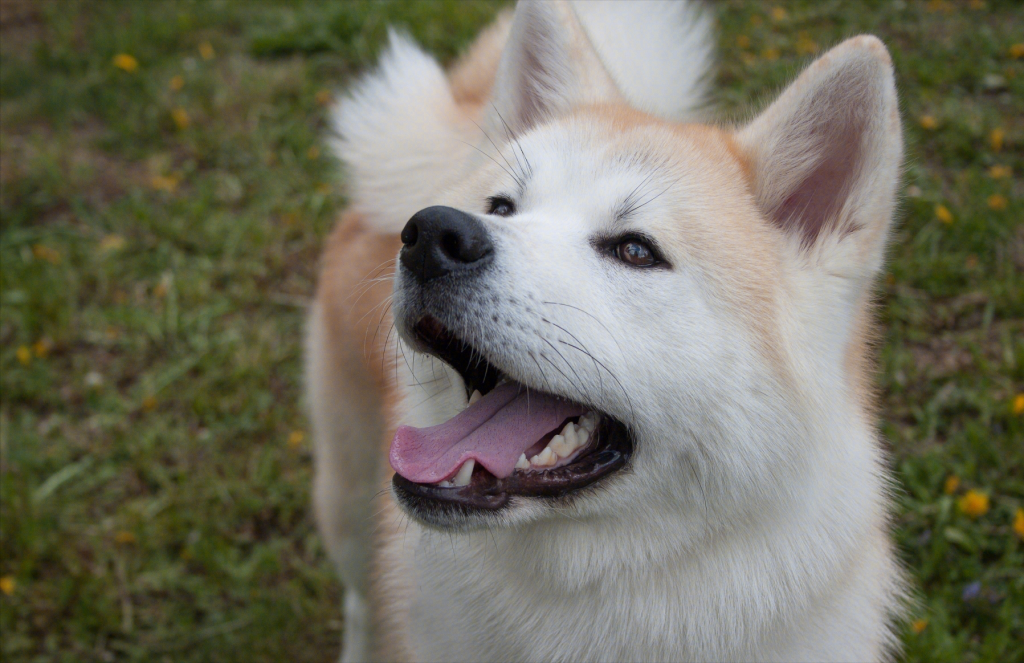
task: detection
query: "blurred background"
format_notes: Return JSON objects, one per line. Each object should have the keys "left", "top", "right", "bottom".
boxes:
{"left": 0, "top": 1, "right": 1021, "bottom": 661}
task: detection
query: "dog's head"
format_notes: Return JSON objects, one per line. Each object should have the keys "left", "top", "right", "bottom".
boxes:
{"left": 387, "top": 1, "right": 902, "bottom": 540}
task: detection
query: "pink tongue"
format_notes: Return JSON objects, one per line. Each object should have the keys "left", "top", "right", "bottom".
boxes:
{"left": 389, "top": 382, "right": 584, "bottom": 483}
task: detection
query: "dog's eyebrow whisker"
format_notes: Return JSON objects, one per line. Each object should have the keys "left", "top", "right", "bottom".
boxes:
{"left": 492, "top": 104, "right": 533, "bottom": 188}
{"left": 468, "top": 118, "right": 526, "bottom": 190}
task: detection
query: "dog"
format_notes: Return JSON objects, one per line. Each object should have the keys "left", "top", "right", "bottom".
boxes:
{"left": 306, "top": 1, "right": 906, "bottom": 660}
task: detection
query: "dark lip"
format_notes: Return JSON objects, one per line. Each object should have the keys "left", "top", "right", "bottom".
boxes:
{"left": 391, "top": 416, "right": 632, "bottom": 526}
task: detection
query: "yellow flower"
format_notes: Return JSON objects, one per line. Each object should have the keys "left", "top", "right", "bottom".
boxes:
{"left": 736, "top": 35, "right": 751, "bottom": 49}
{"left": 911, "top": 619, "right": 928, "bottom": 634}
{"left": 169, "top": 74, "right": 185, "bottom": 91}
{"left": 32, "top": 244, "right": 61, "bottom": 264}
{"left": 198, "top": 41, "right": 215, "bottom": 60}
{"left": 1014, "top": 508, "right": 1024, "bottom": 539}
{"left": 171, "top": 107, "right": 190, "bottom": 130}
{"left": 113, "top": 53, "right": 138, "bottom": 73}
{"left": 114, "top": 531, "right": 137, "bottom": 545}
{"left": 288, "top": 430, "right": 305, "bottom": 448}
{"left": 762, "top": 47, "right": 780, "bottom": 62}
{"left": 150, "top": 174, "right": 180, "bottom": 192}
{"left": 770, "top": 6, "right": 787, "bottom": 21}
{"left": 1013, "top": 393, "right": 1024, "bottom": 416}
{"left": 315, "top": 89, "right": 332, "bottom": 106}
{"left": 959, "top": 490, "right": 990, "bottom": 518}
{"left": 99, "top": 234, "right": 126, "bottom": 252}
{"left": 32, "top": 339, "right": 51, "bottom": 358}
{"left": 944, "top": 475, "right": 960, "bottom": 495}
{"left": 16, "top": 346, "right": 31, "bottom": 366}
{"left": 0, "top": 576, "right": 15, "bottom": 596}
{"left": 307, "top": 146, "right": 320, "bottom": 160}
{"left": 935, "top": 204, "right": 953, "bottom": 224}
{"left": 987, "top": 194, "right": 1008, "bottom": 210}
{"left": 796, "top": 32, "right": 818, "bottom": 56}
{"left": 919, "top": 115, "right": 938, "bottom": 130}
{"left": 990, "top": 127, "right": 1004, "bottom": 152}
{"left": 988, "top": 165, "right": 1011, "bottom": 179}
{"left": 1010, "top": 44, "right": 1024, "bottom": 59}
{"left": 141, "top": 396, "right": 157, "bottom": 412}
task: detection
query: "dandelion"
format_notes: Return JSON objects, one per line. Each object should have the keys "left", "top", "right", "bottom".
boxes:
{"left": 736, "top": 35, "right": 751, "bottom": 49}
{"left": 32, "top": 244, "right": 61, "bottom": 264}
{"left": 99, "top": 234, "right": 126, "bottom": 252}
{"left": 796, "top": 32, "right": 818, "bottom": 56}
{"left": 1010, "top": 44, "right": 1024, "bottom": 59}
{"left": 934, "top": 204, "right": 953, "bottom": 224}
{"left": 307, "top": 146, "right": 320, "bottom": 160}
{"left": 198, "top": 42, "right": 215, "bottom": 60}
{"left": 32, "top": 339, "right": 51, "bottom": 358}
{"left": 141, "top": 396, "right": 157, "bottom": 412}
{"left": 1014, "top": 508, "right": 1024, "bottom": 539}
{"left": 987, "top": 194, "right": 1008, "bottom": 210}
{"left": 911, "top": 619, "right": 928, "bottom": 634}
{"left": 113, "top": 53, "right": 138, "bottom": 73}
{"left": 16, "top": 346, "right": 31, "bottom": 366}
{"left": 944, "top": 475, "right": 960, "bottom": 494}
{"left": 171, "top": 108, "right": 190, "bottom": 130}
{"left": 0, "top": 576, "right": 15, "bottom": 596}
{"left": 169, "top": 74, "right": 185, "bottom": 91}
{"left": 762, "top": 47, "right": 780, "bottom": 62}
{"left": 770, "top": 6, "right": 786, "bottom": 21}
{"left": 114, "top": 531, "right": 137, "bottom": 545}
{"left": 958, "top": 490, "right": 989, "bottom": 518}
{"left": 1013, "top": 393, "right": 1024, "bottom": 416}
{"left": 288, "top": 430, "right": 305, "bottom": 448}
{"left": 315, "top": 89, "right": 331, "bottom": 106}
{"left": 990, "top": 127, "right": 1004, "bottom": 152}
{"left": 150, "top": 174, "right": 180, "bottom": 192}
{"left": 919, "top": 115, "right": 938, "bottom": 130}
{"left": 988, "top": 165, "right": 1011, "bottom": 179}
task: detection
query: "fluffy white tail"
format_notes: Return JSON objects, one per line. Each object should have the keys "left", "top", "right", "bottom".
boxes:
{"left": 330, "top": 1, "right": 715, "bottom": 234}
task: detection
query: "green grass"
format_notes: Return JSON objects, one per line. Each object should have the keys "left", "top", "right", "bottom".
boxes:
{"left": 1, "top": 0, "right": 1021, "bottom": 661}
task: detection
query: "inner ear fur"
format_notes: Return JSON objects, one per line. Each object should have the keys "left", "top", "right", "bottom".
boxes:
{"left": 488, "top": 0, "right": 622, "bottom": 136}
{"left": 736, "top": 36, "right": 902, "bottom": 260}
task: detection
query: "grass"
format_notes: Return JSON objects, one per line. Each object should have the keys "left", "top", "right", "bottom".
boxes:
{"left": 0, "top": 0, "right": 1021, "bottom": 661}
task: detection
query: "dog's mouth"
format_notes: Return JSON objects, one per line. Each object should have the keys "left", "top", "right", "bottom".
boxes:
{"left": 390, "top": 316, "right": 632, "bottom": 522}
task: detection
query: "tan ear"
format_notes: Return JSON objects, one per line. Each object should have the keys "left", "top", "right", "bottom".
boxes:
{"left": 488, "top": 0, "right": 622, "bottom": 135}
{"left": 735, "top": 36, "right": 902, "bottom": 281}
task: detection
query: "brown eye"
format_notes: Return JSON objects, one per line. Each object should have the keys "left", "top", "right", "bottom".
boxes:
{"left": 616, "top": 239, "right": 656, "bottom": 267}
{"left": 487, "top": 196, "right": 516, "bottom": 217}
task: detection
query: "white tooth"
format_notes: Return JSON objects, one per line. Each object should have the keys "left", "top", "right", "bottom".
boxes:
{"left": 576, "top": 427, "right": 589, "bottom": 447}
{"left": 452, "top": 459, "right": 475, "bottom": 487}
{"left": 549, "top": 434, "right": 571, "bottom": 458}
{"left": 437, "top": 480, "right": 454, "bottom": 488}
{"left": 562, "top": 422, "right": 578, "bottom": 449}
{"left": 515, "top": 453, "right": 530, "bottom": 470}
{"left": 469, "top": 390, "right": 482, "bottom": 405}
{"left": 532, "top": 447, "right": 556, "bottom": 467}
{"left": 580, "top": 412, "right": 597, "bottom": 432}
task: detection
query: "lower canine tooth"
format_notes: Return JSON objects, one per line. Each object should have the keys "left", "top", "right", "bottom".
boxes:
{"left": 469, "top": 390, "right": 482, "bottom": 405}
{"left": 452, "top": 459, "right": 475, "bottom": 486}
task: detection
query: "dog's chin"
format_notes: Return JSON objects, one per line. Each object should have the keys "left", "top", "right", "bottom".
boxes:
{"left": 390, "top": 314, "right": 633, "bottom": 532}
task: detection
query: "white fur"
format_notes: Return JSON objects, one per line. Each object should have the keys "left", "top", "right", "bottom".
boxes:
{"left": 330, "top": 1, "right": 715, "bottom": 235}
{"left": 314, "top": 2, "right": 905, "bottom": 661}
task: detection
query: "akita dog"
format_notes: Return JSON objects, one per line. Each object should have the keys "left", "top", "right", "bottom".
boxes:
{"left": 306, "top": 1, "right": 906, "bottom": 660}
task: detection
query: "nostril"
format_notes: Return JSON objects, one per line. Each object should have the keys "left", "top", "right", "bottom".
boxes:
{"left": 401, "top": 220, "right": 419, "bottom": 247}
{"left": 440, "top": 231, "right": 461, "bottom": 261}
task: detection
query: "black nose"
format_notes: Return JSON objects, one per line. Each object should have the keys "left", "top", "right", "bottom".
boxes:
{"left": 400, "top": 206, "right": 493, "bottom": 283}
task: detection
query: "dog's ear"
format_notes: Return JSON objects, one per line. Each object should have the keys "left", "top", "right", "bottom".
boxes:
{"left": 488, "top": 0, "right": 622, "bottom": 135}
{"left": 736, "top": 36, "right": 902, "bottom": 287}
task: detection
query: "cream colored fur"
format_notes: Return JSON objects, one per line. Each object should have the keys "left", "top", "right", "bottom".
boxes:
{"left": 308, "top": 1, "right": 906, "bottom": 661}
